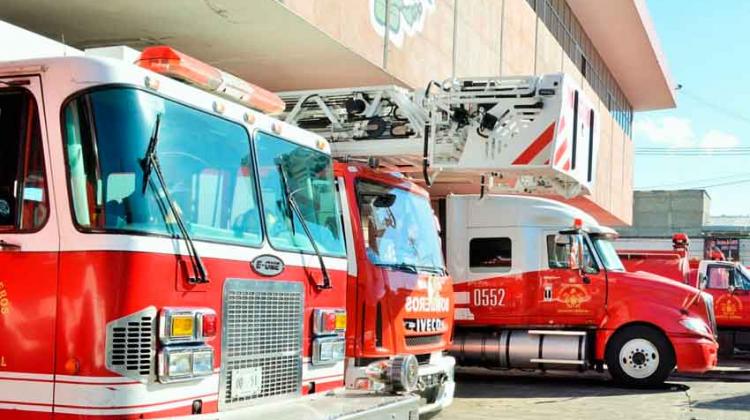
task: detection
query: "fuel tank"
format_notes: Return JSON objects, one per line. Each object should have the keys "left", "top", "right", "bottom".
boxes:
{"left": 450, "top": 329, "right": 588, "bottom": 369}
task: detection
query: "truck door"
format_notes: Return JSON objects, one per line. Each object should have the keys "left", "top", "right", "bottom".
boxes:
{"left": 705, "top": 262, "right": 750, "bottom": 328}
{"left": 541, "top": 232, "right": 606, "bottom": 326}
{"left": 0, "top": 77, "right": 58, "bottom": 416}
{"left": 462, "top": 227, "right": 530, "bottom": 325}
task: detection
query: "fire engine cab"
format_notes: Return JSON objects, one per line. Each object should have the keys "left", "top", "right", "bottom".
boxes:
{"left": 445, "top": 195, "right": 717, "bottom": 387}
{"left": 0, "top": 34, "right": 418, "bottom": 419}
{"left": 279, "top": 72, "right": 718, "bottom": 387}
{"left": 619, "top": 234, "right": 750, "bottom": 355}
{"left": 335, "top": 162, "right": 455, "bottom": 413}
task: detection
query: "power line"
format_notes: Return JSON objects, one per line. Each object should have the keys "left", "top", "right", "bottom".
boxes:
{"left": 679, "top": 89, "right": 750, "bottom": 126}
{"left": 640, "top": 174, "right": 750, "bottom": 190}
{"left": 640, "top": 172, "right": 750, "bottom": 189}
{"left": 635, "top": 146, "right": 750, "bottom": 156}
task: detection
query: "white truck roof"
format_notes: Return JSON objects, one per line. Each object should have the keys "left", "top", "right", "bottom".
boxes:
{"left": 0, "top": 20, "right": 81, "bottom": 60}
{"left": 448, "top": 194, "right": 617, "bottom": 235}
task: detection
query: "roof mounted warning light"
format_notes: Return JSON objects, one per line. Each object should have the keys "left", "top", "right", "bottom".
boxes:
{"left": 137, "top": 46, "right": 285, "bottom": 115}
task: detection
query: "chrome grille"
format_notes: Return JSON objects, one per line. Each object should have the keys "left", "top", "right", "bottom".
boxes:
{"left": 406, "top": 334, "right": 444, "bottom": 347}
{"left": 105, "top": 307, "right": 156, "bottom": 382}
{"left": 220, "top": 279, "right": 303, "bottom": 410}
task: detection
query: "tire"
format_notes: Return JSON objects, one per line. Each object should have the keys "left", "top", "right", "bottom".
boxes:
{"left": 605, "top": 325, "right": 675, "bottom": 388}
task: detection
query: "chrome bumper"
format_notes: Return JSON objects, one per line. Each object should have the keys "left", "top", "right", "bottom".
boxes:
{"left": 416, "top": 352, "right": 456, "bottom": 415}
{"left": 345, "top": 352, "right": 455, "bottom": 415}
{"left": 175, "top": 389, "right": 419, "bottom": 420}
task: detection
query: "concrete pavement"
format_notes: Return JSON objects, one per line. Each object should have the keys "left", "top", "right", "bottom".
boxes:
{"left": 436, "top": 362, "right": 750, "bottom": 420}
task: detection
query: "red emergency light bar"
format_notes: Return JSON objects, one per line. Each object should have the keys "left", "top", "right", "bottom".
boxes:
{"left": 137, "top": 46, "right": 286, "bottom": 115}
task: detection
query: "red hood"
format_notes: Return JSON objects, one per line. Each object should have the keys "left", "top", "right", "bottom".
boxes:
{"left": 354, "top": 264, "right": 454, "bottom": 358}
{"left": 609, "top": 269, "right": 702, "bottom": 310}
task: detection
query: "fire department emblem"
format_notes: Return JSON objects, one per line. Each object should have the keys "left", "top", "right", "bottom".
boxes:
{"left": 716, "top": 295, "right": 743, "bottom": 319}
{"left": 558, "top": 284, "right": 590, "bottom": 312}
{"left": 407, "top": 274, "right": 449, "bottom": 313}
{"left": 426, "top": 274, "right": 443, "bottom": 300}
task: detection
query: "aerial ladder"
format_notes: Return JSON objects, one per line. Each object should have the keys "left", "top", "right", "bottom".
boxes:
{"left": 279, "top": 73, "right": 599, "bottom": 198}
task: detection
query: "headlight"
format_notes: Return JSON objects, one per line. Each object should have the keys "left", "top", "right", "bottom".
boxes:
{"left": 159, "top": 345, "right": 214, "bottom": 383}
{"left": 192, "top": 349, "right": 214, "bottom": 376}
{"left": 166, "top": 350, "right": 193, "bottom": 379}
{"left": 312, "top": 336, "right": 345, "bottom": 365}
{"left": 680, "top": 317, "right": 711, "bottom": 337}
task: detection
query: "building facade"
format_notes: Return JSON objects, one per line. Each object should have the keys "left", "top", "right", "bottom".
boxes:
{"left": 276, "top": 0, "right": 675, "bottom": 225}
{"left": 2, "top": 0, "right": 676, "bottom": 224}
{"left": 618, "top": 190, "right": 750, "bottom": 264}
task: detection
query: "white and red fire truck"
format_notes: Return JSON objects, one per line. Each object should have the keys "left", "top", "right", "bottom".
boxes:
{"left": 279, "top": 72, "right": 718, "bottom": 387}
{"left": 0, "top": 27, "right": 419, "bottom": 418}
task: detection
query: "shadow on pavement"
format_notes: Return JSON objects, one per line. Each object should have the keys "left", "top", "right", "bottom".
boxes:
{"left": 454, "top": 368, "right": 689, "bottom": 399}
{"left": 693, "top": 394, "right": 750, "bottom": 411}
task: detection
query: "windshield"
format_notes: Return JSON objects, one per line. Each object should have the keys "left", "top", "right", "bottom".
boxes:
{"left": 255, "top": 132, "right": 345, "bottom": 257}
{"left": 63, "top": 88, "right": 262, "bottom": 246}
{"left": 356, "top": 180, "right": 444, "bottom": 273}
{"left": 737, "top": 265, "right": 750, "bottom": 289}
{"left": 591, "top": 236, "right": 625, "bottom": 271}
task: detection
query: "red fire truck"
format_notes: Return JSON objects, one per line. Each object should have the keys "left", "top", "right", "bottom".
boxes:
{"left": 619, "top": 234, "right": 750, "bottom": 355}
{"left": 279, "top": 73, "right": 718, "bottom": 387}
{"left": 445, "top": 196, "right": 717, "bottom": 387}
{"left": 334, "top": 162, "right": 455, "bottom": 413}
{"left": 0, "top": 40, "right": 419, "bottom": 418}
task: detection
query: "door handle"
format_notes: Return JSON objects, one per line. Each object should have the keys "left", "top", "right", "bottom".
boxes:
{"left": 582, "top": 276, "right": 591, "bottom": 284}
{"left": 0, "top": 240, "right": 21, "bottom": 251}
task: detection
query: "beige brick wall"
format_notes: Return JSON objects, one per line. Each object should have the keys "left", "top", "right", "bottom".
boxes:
{"left": 385, "top": 0, "right": 455, "bottom": 87}
{"left": 453, "top": 0, "right": 503, "bottom": 77}
{"left": 280, "top": 0, "right": 635, "bottom": 225}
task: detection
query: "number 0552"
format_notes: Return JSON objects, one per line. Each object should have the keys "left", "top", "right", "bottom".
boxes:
{"left": 473, "top": 288, "right": 506, "bottom": 307}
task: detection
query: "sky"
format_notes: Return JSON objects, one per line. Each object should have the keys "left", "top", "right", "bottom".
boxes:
{"left": 634, "top": 1, "right": 750, "bottom": 216}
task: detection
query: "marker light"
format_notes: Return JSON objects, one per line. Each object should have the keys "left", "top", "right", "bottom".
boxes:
{"left": 573, "top": 218, "right": 583, "bottom": 229}
{"left": 160, "top": 308, "right": 216, "bottom": 344}
{"left": 171, "top": 315, "right": 195, "bottom": 338}
{"left": 313, "top": 308, "right": 346, "bottom": 335}
{"left": 137, "top": 46, "right": 285, "bottom": 114}
{"left": 200, "top": 312, "right": 217, "bottom": 338}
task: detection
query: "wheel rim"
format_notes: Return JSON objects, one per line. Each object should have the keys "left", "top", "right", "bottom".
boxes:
{"left": 618, "top": 338, "right": 660, "bottom": 379}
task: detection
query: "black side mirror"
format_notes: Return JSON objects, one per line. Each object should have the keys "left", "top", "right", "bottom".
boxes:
{"left": 698, "top": 273, "right": 708, "bottom": 290}
{"left": 372, "top": 193, "right": 396, "bottom": 208}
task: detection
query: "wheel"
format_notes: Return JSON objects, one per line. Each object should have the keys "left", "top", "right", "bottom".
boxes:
{"left": 605, "top": 325, "right": 675, "bottom": 388}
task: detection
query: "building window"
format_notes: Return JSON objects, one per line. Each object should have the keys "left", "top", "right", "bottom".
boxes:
{"left": 530, "top": 0, "right": 633, "bottom": 136}
{"left": 470, "top": 237, "right": 512, "bottom": 273}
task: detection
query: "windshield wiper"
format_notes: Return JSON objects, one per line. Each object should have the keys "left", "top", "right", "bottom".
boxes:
{"left": 141, "top": 114, "right": 209, "bottom": 284}
{"left": 374, "top": 262, "right": 419, "bottom": 274}
{"left": 377, "top": 263, "right": 447, "bottom": 276}
{"left": 277, "top": 162, "right": 331, "bottom": 290}
{"left": 415, "top": 264, "right": 447, "bottom": 276}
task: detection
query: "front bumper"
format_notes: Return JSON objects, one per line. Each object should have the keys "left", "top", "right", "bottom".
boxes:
{"left": 345, "top": 352, "right": 456, "bottom": 415}
{"left": 176, "top": 389, "right": 419, "bottom": 420}
{"left": 671, "top": 335, "right": 718, "bottom": 373}
{"left": 416, "top": 352, "right": 456, "bottom": 415}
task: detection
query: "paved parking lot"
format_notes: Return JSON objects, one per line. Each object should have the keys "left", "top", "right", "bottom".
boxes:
{"left": 436, "top": 358, "right": 750, "bottom": 420}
